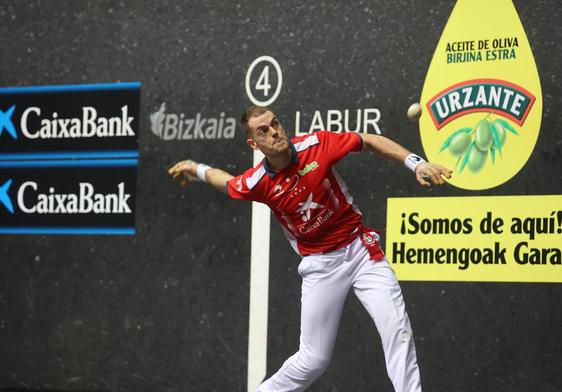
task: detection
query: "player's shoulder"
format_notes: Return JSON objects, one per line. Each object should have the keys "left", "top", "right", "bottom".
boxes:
{"left": 237, "top": 160, "right": 269, "bottom": 191}
{"left": 291, "top": 130, "right": 362, "bottom": 150}
{"left": 239, "top": 160, "right": 266, "bottom": 179}
{"left": 290, "top": 131, "right": 326, "bottom": 153}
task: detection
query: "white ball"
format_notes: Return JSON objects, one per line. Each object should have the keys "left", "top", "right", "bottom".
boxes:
{"left": 407, "top": 103, "right": 422, "bottom": 122}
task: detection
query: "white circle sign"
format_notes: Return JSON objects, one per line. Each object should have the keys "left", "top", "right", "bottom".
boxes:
{"left": 245, "top": 56, "right": 283, "bottom": 106}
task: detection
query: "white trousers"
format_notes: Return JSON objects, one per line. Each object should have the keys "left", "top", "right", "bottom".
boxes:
{"left": 256, "top": 235, "right": 422, "bottom": 392}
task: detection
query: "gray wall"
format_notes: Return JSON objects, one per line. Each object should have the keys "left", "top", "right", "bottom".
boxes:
{"left": 0, "top": 1, "right": 561, "bottom": 391}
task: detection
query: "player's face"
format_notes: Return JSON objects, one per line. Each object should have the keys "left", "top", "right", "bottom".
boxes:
{"left": 247, "top": 111, "right": 290, "bottom": 157}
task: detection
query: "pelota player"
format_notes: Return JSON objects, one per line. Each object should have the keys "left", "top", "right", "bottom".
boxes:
{"left": 169, "top": 106, "right": 451, "bottom": 392}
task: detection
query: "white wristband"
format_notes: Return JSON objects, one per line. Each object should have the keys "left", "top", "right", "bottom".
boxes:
{"left": 196, "top": 163, "right": 212, "bottom": 182}
{"left": 404, "top": 153, "right": 426, "bottom": 172}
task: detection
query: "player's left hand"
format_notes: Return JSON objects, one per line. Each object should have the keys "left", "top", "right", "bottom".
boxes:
{"left": 415, "top": 162, "right": 452, "bottom": 187}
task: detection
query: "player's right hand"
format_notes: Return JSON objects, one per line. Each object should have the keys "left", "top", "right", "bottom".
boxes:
{"left": 168, "top": 159, "right": 198, "bottom": 188}
{"left": 415, "top": 162, "right": 452, "bottom": 187}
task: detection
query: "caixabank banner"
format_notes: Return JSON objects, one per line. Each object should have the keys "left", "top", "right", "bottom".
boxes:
{"left": 0, "top": 162, "right": 137, "bottom": 234}
{"left": 0, "top": 82, "right": 140, "bottom": 158}
{"left": 0, "top": 82, "right": 141, "bottom": 234}
{"left": 385, "top": 0, "right": 561, "bottom": 282}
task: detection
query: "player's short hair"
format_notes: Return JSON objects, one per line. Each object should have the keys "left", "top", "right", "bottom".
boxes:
{"left": 240, "top": 106, "right": 272, "bottom": 138}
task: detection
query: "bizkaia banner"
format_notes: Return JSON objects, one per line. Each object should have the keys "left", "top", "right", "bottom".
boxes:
{"left": 0, "top": 160, "right": 137, "bottom": 234}
{"left": 0, "top": 82, "right": 140, "bottom": 159}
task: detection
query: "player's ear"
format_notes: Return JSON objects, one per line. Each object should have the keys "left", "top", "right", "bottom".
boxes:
{"left": 246, "top": 137, "right": 259, "bottom": 151}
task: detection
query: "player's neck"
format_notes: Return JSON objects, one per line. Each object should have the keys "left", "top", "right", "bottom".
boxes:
{"left": 265, "top": 149, "right": 292, "bottom": 173}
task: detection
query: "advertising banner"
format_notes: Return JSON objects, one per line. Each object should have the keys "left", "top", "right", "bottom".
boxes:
{"left": 0, "top": 82, "right": 140, "bottom": 159}
{"left": 0, "top": 160, "right": 137, "bottom": 234}
{"left": 0, "top": 82, "right": 141, "bottom": 234}
{"left": 385, "top": 0, "right": 559, "bottom": 284}
{"left": 387, "top": 195, "right": 562, "bottom": 282}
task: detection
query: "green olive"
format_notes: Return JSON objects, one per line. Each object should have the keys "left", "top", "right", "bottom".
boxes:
{"left": 448, "top": 131, "right": 471, "bottom": 156}
{"left": 475, "top": 119, "right": 493, "bottom": 151}
{"left": 494, "top": 121, "right": 507, "bottom": 145}
{"left": 467, "top": 146, "right": 487, "bottom": 172}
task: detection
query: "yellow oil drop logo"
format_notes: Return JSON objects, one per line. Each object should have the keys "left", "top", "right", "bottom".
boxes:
{"left": 419, "top": 0, "right": 542, "bottom": 190}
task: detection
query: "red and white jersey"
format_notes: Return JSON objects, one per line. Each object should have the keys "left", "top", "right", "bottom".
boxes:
{"left": 227, "top": 130, "right": 366, "bottom": 256}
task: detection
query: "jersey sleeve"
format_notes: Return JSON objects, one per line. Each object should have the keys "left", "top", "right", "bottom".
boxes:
{"left": 318, "top": 130, "right": 363, "bottom": 164}
{"left": 226, "top": 167, "right": 264, "bottom": 202}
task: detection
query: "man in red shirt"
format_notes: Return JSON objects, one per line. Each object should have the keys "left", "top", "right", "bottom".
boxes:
{"left": 169, "top": 106, "right": 451, "bottom": 392}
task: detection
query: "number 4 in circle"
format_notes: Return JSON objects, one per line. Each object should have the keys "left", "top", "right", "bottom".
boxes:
{"left": 245, "top": 56, "right": 283, "bottom": 107}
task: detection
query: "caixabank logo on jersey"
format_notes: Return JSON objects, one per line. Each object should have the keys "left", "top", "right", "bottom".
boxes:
{"left": 0, "top": 82, "right": 141, "bottom": 235}
{"left": 418, "top": 0, "right": 542, "bottom": 191}
{"left": 0, "top": 82, "right": 140, "bottom": 155}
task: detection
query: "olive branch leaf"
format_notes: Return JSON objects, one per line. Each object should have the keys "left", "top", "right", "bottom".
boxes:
{"left": 495, "top": 118, "right": 520, "bottom": 135}
{"left": 458, "top": 141, "right": 476, "bottom": 173}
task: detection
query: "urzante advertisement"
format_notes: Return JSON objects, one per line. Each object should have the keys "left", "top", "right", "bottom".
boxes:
{"left": 385, "top": 0, "right": 560, "bottom": 283}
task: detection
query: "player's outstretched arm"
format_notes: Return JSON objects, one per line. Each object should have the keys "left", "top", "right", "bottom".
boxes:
{"left": 359, "top": 133, "right": 452, "bottom": 187}
{"left": 168, "top": 159, "right": 234, "bottom": 194}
